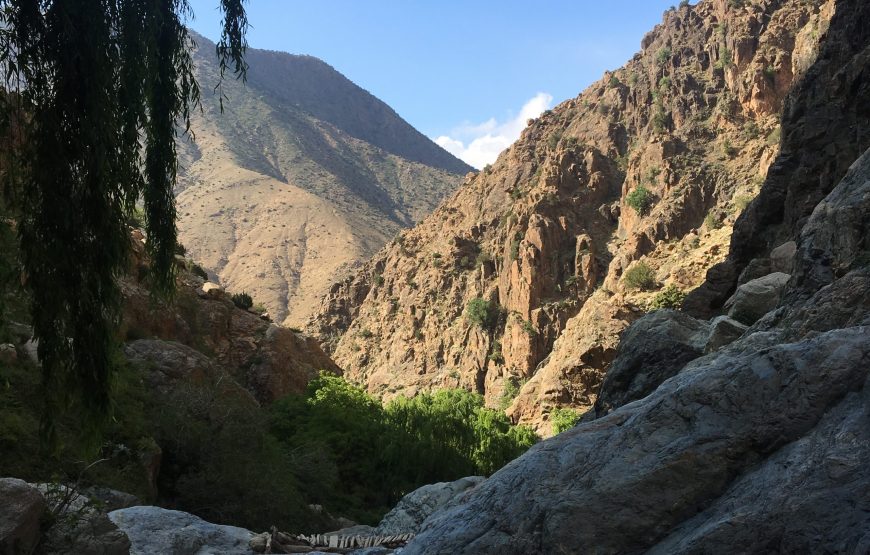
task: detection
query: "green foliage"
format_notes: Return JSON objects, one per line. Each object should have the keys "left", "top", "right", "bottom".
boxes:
{"left": 658, "top": 76, "right": 672, "bottom": 90}
{"left": 652, "top": 107, "right": 670, "bottom": 134}
{"left": 680, "top": 0, "right": 690, "bottom": 7}
{"left": 626, "top": 185, "right": 654, "bottom": 216}
{"left": 608, "top": 75, "right": 621, "bottom": 88}
{"left": 705, "top": 212, "right": 724, "bottom": 230}
{"left": 656, "top": 47, "right": 672, "bottom": 66}
{"left": 510, "top": 234, "right": 522, "bottom": 261}
{"left": 722, "top": 138, "right": 736, "bottom": 157}
{"left": 551, "top": 407, "right": 581, "bottom": 434}
{"left": 498, "top": 376, "right": 524, "bottom": 410}
{"left": 0, "top": 1, "right": 249, "bottom": 443}
{"left": 466, "top": 298, "right": 503, "bottom": 332}
{"left": 231, "top": 292, "right": 253, "bottom": 310}
{"left": 766, "top": 126, "right": 782, "bottom": 145}
{"left": 520, "top": 319, "right": 537, "bottom": 337}
{"left": 547, "top": 130, "right": 563, "bottom": 150}
{"left": 373, "top": 273, "right": 385, "bottom": 287}
{"left": 269, "top": 375, "right": 538, "bottom": 521}
{"left": 648, "top": 284, "right": 686, "bottom": 310}
{"left": 624, "top": 262, "right": 657, "bottom": 291}
{"left": 733, "top": 194, "right": 753, "bottom": 213}
{"left": 488, "top": 340, "right": 504, "bottom": 364}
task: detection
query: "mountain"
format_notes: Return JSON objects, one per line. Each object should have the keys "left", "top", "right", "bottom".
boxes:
{"left": 176, "top": 33, "right": 471, "bottom": 327}
{"left": 308, "top": 0, "right": 833, "bottom": 433}
{"left": 402, "top": 0, "right": 870, "bottom": 550}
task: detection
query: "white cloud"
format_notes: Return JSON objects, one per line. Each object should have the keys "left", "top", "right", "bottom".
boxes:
{"left": 434, "top": 92, "right": 553, "bottom": 169}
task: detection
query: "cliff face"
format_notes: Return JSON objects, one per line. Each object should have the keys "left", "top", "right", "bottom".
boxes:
{"left": 176, "top": 34, "right": 470, "bottom": 328}
{"left": 310, "top": 0, "right": 832, "bottom": 433}
{"left": 401, "top": 1, "right": 870, "bottom": 550}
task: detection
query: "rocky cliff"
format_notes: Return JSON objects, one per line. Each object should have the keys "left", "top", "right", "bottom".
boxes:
{"left": 176, "top": 33, "right": 470, "bottom": 327}
{"left": 399, "top": 1, "right": 870, "bottom": 549}
{"left": 309, "top": 0, "right": 833, "bottom": 434}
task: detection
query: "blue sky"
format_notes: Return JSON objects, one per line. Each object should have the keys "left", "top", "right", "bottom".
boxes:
{"left": 187, "top": 0, "right": 678, "bottom": 167}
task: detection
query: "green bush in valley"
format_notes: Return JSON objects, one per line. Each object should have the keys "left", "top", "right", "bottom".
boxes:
{"left": 626, "top": 185, "right": 654, "bottom": 215}
{"left": 231, "top": 292, "right": 253, "bottom": 310}
{"left": 648, "top": 284, "right": 687, "bottom": 310}
{"left": 624, "top": 262, "right": 657, "bottom": 291}
{"left": 551, "top": 407, "right": 581, "bottom": 434}
{"left": 705, "top": 212, "right": 724, "bottom": 230}
{"left": 269, "top": 374, "right": 538, "bottom": 523}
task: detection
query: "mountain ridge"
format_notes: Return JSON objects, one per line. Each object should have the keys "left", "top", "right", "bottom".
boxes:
{"left": 176, "top": 32, "right": 471, "bottom": 326}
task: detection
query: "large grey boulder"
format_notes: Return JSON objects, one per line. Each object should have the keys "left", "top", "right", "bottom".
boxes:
{"left": 769, "top": 240, "right": 797, "bottom": 273}
{"left": 108, "top": 506, "right": 254, "bottom": 555}
{"left": 0, "top": 478, "right": 45, "bottom": 555}
{"left": 589, "top": 310, "right": 709, "bottom": 419}
{"left": 402, "top": 326, "right": 870, "bottom": 554}
{"left": 703, "top": 315, "right": 748, "bottom": 353}
{"left": 375, "top": 476, "right": 484, "bottom": 536}
{"left": 724, "top": 271, "right": 790, "bottom": 325}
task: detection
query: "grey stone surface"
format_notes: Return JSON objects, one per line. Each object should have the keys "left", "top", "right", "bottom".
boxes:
{"left": 589, "top": 309, "right": 709, "bottom": 419}
{"left": 37, "top": 484, "right": 131, "bottom": 555}
{"left": 109, "top": 506, "right": 255, "bottom": 555}
{"left": 0, "top": 478, "right": 45, "bottom": 555}
{"left": 724, "top": 271, "right": 790, "bottom": 325}
{"left": 374, "top": 477, "right": 484, "bottom": 536}
{"left": 403, "top": 327, "right": 870, "bottom": 555}
{"left": 703, "top": 315, "right": 748, "bottom": 353}
{"left": 769, "top": 240, "right": 797, "bottom": 273}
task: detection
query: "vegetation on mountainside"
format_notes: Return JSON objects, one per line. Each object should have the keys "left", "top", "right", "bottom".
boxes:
{"left": 269, "top": 373, "right": 538, "bottom": 523}
{"left": 550, "top": 407, "right": 581, "bottom": 434}
{"left": 648, "top": 284, "right": 687, "bottom": 311}
{"left": 0, "top": 0, "right": 247, "bottom": 444}
{"left": 466, "top": 297, "right": 504, "bottom": 332}
{"left": 623, "top": 262, "right": 657, "bottom": 291}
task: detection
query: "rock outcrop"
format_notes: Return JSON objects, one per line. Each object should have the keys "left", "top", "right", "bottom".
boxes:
{"left": 373, "top": 477, "right": 484, "bottom": 537}
{"left": 309, "top": 0, "right": 834, "bottom": 434}
{"left": 109, "top": 506, "right": 254, "bottom": 555}
{"left": 0, "top": 478, "right": 45, "bottom": 555}
{"left": 121, "top": 231, "right": 340, "bottom": 404}
{"left": 401, "top": 140, "right": 870, "bottom": 553}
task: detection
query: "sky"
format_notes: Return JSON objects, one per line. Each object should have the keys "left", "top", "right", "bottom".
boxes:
{"left": 187, "top": 0, "right": 678, "bottom": 168}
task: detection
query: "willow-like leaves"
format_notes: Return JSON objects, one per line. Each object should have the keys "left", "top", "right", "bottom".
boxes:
{"left": 0, "top": 0, "right": 248, "bottom": 445}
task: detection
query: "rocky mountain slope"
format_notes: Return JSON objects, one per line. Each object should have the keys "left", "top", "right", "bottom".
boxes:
{"left": 176, "top": 33, "right": 470, "bottom": 327}
{"left": 401, "top": 0, "right": 870, "bottom": 550}
{"left": 310, "top": 0, "right": 833, "bottom": 433}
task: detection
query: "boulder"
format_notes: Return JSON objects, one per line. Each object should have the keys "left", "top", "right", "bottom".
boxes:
{"left": 724, "top": 272, "right": 790, "bottom": 325}
{"left": 36, "top": 484, "right": 131, "bottom": 555}
{"left": 589, "top": 310, "right": 709, "bottom": 419}
{"left": 769, "top": 241, "right": 797, "bottom": 274}
{"left": 401, "top": 327, "right": 870, "bottom": 554}
{"left": 374, "top": 477, "right": 484, "bottom": 536}
{"left": 108, "top": 506, "right": 254, "bottom": 555}
{"left": 200, "top": 282, "right": 224, "bottom": 299}
{"left": 0, "top": 478, "right": 45, "bottom": 555}
{"left": 704, "top": 315, "right": 748, "bottom": 353}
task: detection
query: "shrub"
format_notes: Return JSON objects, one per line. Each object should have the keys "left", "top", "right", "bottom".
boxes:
{"left": 626, "top": 185, "right": 654, "bottom": 215}
{"left": 658, "top": 76, "right": 672, "bottom": 90}
{"left": 609, "top": 75, "right": 621, "bottom": 88}
{"left": 705, "top": 212, "right": 723, "bottom": 230}
{"left": 510, "top": 235, "right": 522, "bottom": 261}
{"left": 231, "top": 292, "right": 253, "bottom": 310}
{"left": 733, "top": 194, "right": 753, "bottom": 213}
{"left": 488, "top": 340, "right": 504, "bottom": 364}
{"left": 190, "top": 263, "right": 208, "bottom": 281}
{"left": 498, "top": 377, "right": 523, "bottom": 410}
{"left": 653, "top": 108, "right": 670, "bottom": 134}
{"left": 551, "top": 407, "right": 581, "bottom": 434}
{"left": 466, "top": 298, "right": 502, "bottom": 331}
{"left": 373, "top": 273, "right": 385, "bottom": 286}
{"left": 766, "top": 126, "right": 781, "bottom": 145}
{"left": 624, "top": 262, "right": 656, "bottom": 291}
{"left": 547, "top": 131, "right": 563, "bottom": 150}
{"left": 722, "top": 138, "right": 736, "bottom": 157}
{"left": 680, "top": 0, "right": 690, "bottom": 7}
{"left": 648, "top": 284, "right": 686, "bottom": 310}
{"left": 270, "top": 375, "right": 539, "bottom": 521}
{"left": 520, "top": 319, "right": 537, "bottom": 337}
{"left": 656, "top": 47, "right": 672, "bottom": 66}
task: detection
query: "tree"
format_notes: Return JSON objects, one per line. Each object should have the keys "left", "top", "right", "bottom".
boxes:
{"left": 0, "top": 0, "right": 249, "bottom": 443}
